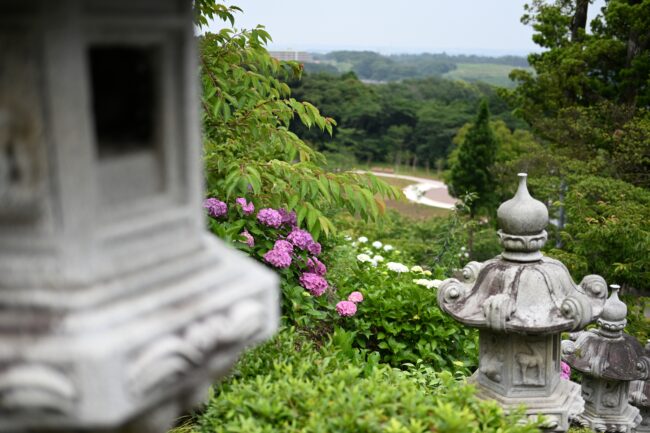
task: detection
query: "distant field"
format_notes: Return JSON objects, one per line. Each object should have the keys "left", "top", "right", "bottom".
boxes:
{"left": 443, "top": 63, "right": 532, "bottom": 88}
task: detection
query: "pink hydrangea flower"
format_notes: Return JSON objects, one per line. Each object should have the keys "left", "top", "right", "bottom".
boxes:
{"left": 299, "top": 272, "right": 328, "bottom": 296}
{"left": 274, "top": 239, "right": 293, "bottom": 253}
{"left": 288, "top": 228, "right": 314, "bottom": 250}
{"left": 203, "top": 198, "right": 227, "bottom": 218}
{"left": 263, "top": 248, "right": 292, "bottom": 268}
{"left": 307, "top": 242, "right": 322, "bottom": 256}
{"left": 240, "top": 230, "right": 254, "bottom": 247}
{"left": 279, "top": 208, "right": 297, "bottom": 227}
{"left": 348, "top": 291, "right": 364, "bottom": 303}
{"left": 306, "top": 257, "right": 327, "bottom": 276}
{"left": 336, "top": 300, "right": 357, "bottom": 317}
{"left": 236, "top": 197, "right": 255, "bottom": 215}
{"left": 257, "top": 208, "right": 283, "bottom": 228}
{"left": 561, "top": 361, "right": 571, "bottom": 380}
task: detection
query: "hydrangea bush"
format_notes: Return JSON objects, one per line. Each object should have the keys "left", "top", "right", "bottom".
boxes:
{"left": 204, "top": 196, "right": 363, "bottom": 323}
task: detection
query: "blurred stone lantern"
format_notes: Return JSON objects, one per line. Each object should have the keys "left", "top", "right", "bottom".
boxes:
{"left": 563, "top": 287, "right": 649, "bottom": 433}
{"left": 0, "top": 1, "right": 278, "bottom": 432}
{"left": 630, "top": 341, "right": 650, "bottom": 432}
{"left": 438, "top": 173, "right": 607, "bottom": 432}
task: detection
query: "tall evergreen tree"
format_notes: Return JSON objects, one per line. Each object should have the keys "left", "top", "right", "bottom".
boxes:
{"left": 448, "top": 99, "right": 498, "bottom": 218}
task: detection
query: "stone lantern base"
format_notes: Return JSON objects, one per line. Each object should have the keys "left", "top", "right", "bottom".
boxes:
{"left": 471, "top": 374, "right": 584, "bottom": 432}
{"left": 573, "top": 404, "right": 640, "bottom": 433}
{"left": 0, "top": 236, "right": 278, "bottom": 432}
{"left": 636, "top": 408, "right": 650, "bottom": 433}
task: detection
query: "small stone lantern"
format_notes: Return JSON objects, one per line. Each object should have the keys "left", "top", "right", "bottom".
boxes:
{"left": 438, "top": 173, "right": 607, "bottom": 432}
{"left": 0, "top": 1, "right": 278, "bottom": 432}
{"left": 563, "top": 287, "right": 649, "bottom": 433}
{"left": 630, "top": 341, "right": 650, "bottom": 433}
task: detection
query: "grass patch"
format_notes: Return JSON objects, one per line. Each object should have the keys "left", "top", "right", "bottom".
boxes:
{"left": 443, "top": 63, "right": 533, "bottom": 88}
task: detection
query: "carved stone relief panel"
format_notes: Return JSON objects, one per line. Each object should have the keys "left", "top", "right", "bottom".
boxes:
{"left": 0, "top": 32, "right": 46, "bottom": 221}
{"left": 513, "top": 339, "right": 547, "bottom": 387}
{"left": 480, "top": 331, "right": 505, "bottom": 384}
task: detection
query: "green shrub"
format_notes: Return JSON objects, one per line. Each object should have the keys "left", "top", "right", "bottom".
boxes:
{"left": 190, "top": 329, "right": 539, "bottom": 433}
{"left": 326, "top": 239, "right": 478, "bottom": 371}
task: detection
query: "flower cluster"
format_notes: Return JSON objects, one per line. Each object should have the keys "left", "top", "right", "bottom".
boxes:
{"left": 300, "top": 272, "right": 328, "bottom": 296}
{"left": 204, "top": 196, "right": 367, "bottom": 319}
{"left": 203, "top": 198, "right": 227, "bottom": 218}
{"left": 257, "top": 208, "right": 283, "bottom": 228}
{"left": 561, "top": 361, "right": 571, "bottom": 380}
{"left": 236, "top": 197, "right": 255, "bottom": 215}
{"left": 413, "top": 279, "right": 442, "bottom": 289}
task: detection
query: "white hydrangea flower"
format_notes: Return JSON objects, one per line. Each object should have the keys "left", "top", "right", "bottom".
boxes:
{"left": 461, "top": 246, "right": 466, "bottom": 251}
{"left": 370, "top": 260, "right": 378, "bottom": 267}
{"left": 423, "top": 270, "right": 432, "bottom": 276}
{"left": 372, "top": 241, "right": 383, "bottom": 249}
{"left": 411, "top": 265, "right": 424, "bottom": 273}
{"left": 412, "top": 279, "right": 443, "bottom": 289}
{"left": 358, "top": 236, "right": 368, "bottom": 243}
{"left": 383, "top": 244, "right": 394, "bottom": 251}
{"left": 373, "top": 255, "right": 384, "bottom": 262}
{"left": 464, "top": 252, "right": 470, "bottom": 258}
{"left": 344, "top": 235, "right": 352, "bottom": 241}
{"left": 386, "top": 262, "right": 409, "bottom": 273}
{"left": 356, "top": 253, "right": 372, "bottom": 263}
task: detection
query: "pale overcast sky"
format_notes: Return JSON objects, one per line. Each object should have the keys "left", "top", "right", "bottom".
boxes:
{"left": 207, "top": 0, "right": 606, "bottom": 56}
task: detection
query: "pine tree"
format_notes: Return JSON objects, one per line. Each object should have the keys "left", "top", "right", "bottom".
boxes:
{"left": 449, "top": 99, "right": 498, "bottom": 218}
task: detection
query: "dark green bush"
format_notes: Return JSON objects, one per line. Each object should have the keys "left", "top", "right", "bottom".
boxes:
{"left": 189, "top": 329, "right": 539, "bottom": 433}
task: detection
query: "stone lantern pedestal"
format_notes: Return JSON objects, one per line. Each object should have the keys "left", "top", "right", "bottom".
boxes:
{"left": 0, "top": 1, "right": 279, "bottom": 432}
{"left": 563, "top": 288, "right": 649, "bottom": 433}
{"left": 630, "top": 342, "right": 650, "bottom": 433}
{"left": 438, "top": 173, "right": 607, "bottom": 432}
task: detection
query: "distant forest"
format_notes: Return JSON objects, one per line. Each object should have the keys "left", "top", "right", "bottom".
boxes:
{"left": 304, "top": 51, "right": 530, "bottom": 85}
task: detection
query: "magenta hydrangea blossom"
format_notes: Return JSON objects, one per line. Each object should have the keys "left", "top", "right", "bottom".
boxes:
{"left": 348, "top": 291, "right": 364, "bottom": 303}
{"left": 336, "top": 300, "right": 357, "bottom": 317}
{"left": 307, "top": 242, "right": 322, "bottom": 256}
{"left": 236, "top": 197, "right": 255, "bottom": 215}
{"left": 307, "top": 257, "right": 327, "bottom": 276}
{"left": 263, "top": 248, "right": 292, "bottom": 268}
{"left": 240, "top": 230, "right": 255, "bottom": 247}
{"left": 561, "top": 361, "right": 571, "bottom": 380}
{"left": 279, "top": 208, "right": 297, "bottom": 227}
{"left": 299, "top": 272, "right": 328, "bottom": 296}
{"left": 287, "top": 228, "right": 314, "bottom": 250}
{"left": 257, "top": 208, "right": 283, "bottom": 228}
{"left": 274, "top": 239, "right": 294, "bottom": 253}
{"left": 203, "top": 198, "right": 227, "bottom": 218}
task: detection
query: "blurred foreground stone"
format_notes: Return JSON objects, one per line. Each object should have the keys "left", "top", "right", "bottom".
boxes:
{"left": 0, "top": 1, "right": 278, "bottom": 431}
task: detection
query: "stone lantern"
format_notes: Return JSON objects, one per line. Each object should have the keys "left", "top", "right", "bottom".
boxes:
{"left": 630, "top": 341, "right": 650, "bottom": 433}
{"left": 0, "top": 1, "right": 278, "bottom": 432}
{"left": 437, "top": 173, "right": 607, "bottom": 432}
{"left": 563, "top": 287, "right": 649, "bottom": 433}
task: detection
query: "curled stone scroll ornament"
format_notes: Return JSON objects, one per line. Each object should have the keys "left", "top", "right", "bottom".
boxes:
{"left": 461, "top": 261, "right": 483, "bottom": 283}
{"left": 561, "top": 295, "right": 594, "bottom": 331}
{"left": 579, "top": 275, "right": 607, "bottom": 299}
{"left": 482, "top": 294, "right": 515, "bottom": 331}
{"left": 437, "top": 279, "right": 467, "bottom": 305}
{"left": 0, "top": 364, "right": 77, "bottom": 414}
{"left": 127, "top": 299, "right": 267, "bottom": 396}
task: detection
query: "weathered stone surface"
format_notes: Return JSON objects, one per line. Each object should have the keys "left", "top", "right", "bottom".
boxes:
{"left": 0, "top": 1, "right": 279, "bottom": 431}
{"left": 438, "top": 173, "right": 608, "bottom": 432}
{"left": 563, "top": 288, "right": 649, "bottom": 433}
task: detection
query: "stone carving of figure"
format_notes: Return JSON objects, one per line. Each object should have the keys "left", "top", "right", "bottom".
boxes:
{"left": 515, "top": 342, "right": 544, "bottom": 385}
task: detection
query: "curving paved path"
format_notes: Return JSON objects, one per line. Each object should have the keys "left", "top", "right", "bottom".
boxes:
{"left": 367, "top": 171, "right": 458, "bottom": 210}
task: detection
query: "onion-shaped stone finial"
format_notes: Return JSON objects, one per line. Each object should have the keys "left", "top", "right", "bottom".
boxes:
{"left": 496, "top": 173, "right": 549, "bottom": 262}
{"left": 597, "top": 285, "right": 628, "bottom": 334}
